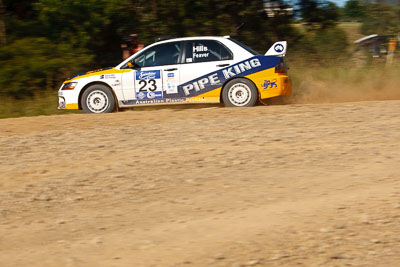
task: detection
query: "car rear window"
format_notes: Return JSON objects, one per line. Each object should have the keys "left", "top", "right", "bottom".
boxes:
{"left": 184, "top": 40, "right": 233, "bottom": 63}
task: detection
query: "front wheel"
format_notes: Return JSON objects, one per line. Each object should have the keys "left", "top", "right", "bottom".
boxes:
{"left": 81, "top": 84, "right": 116, "bottom": 114}
{"left": 222, "top": 78, "right": 258, "bottom": 107}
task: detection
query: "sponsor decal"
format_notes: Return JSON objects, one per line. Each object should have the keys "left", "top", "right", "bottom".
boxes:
{"left": 135, "top": 70, "right": 163, "bottom": 97}
{"left": 121, "top": 97, "right": 218, "bottom": 106}
{"left": 147, "top": 91, "right": 156, "bottom": 99}
{"left": 122, "top": 98, "right": 187, "bottom": 106}
{"left": 182, "top": 73, "right": 221, "bottom": 96}
{"left": 193, "top": 44, "right": 209, "bottom": 59}
{"left": 136, "top": 91, "right": 162, "bottom": 100}
{"left": 66, "top": 67, "right": 113, "bottom": 80}
{"left": 181, "top": 57, "right": 266, "bottom": 96}
{"left": 166, "top": 83, "right": 178, "bottom": 94}
{"left": 166, "top": 72, "right": 177, "bottom": 94}
{"left": 125, "top": 56, "right": 280, "bottom": 103}
{"left": 262, "top": 79, "right": 277, "bottom": 90}
{"left": 274, "top": 44, "right": 284, "bottom": 53}
{"left": 136, "top": 70, "right": 161, "bottom": 80}
{"left": 186, "top": 97, "right": 208, "bottom": 103}
{"left": 100, "top": 74, "right": 116, "bottom": 79}
{"left": 221, "top": 59, "right": 261, "bottom": 80}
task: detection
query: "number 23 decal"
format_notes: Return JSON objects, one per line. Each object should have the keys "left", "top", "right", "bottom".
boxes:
{"left": 139, "top": 79, "right": 157, "bottom": 92}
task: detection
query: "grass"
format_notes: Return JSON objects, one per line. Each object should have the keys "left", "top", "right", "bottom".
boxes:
{"left": 338, "top": 22, "right": 363, "bottom": 44}
{"left": 293, "top": 22, "right": 362, "bottom": 44}
{"left": 0, "top": 92, "right": 82, "bottom": 119}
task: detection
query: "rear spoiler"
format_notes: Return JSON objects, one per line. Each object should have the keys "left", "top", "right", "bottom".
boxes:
{"left": 265, "top": 41, "right": 287, "bottom": 57}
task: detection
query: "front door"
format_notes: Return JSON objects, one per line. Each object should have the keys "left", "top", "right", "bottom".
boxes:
{"left": 121, "top": 41, "right": 183, "bottom": 103}
{"left": 134, "top": 68, "right": 164, "bottom": 101}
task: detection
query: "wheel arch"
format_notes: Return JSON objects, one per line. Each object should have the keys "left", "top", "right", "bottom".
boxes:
{"left": 219, "top": 76, "right": 259, "bottom": 104}
{"left": 78, "top": 82, "right": 118, "bottom": 110}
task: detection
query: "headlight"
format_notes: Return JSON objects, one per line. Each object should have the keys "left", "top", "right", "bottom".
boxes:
{"left": 62, "top": 82, "right": 78, "bottom": 90}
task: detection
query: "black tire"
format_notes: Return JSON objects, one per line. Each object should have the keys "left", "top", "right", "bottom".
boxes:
{"left": 222, "top": 78, "right": 258, "bottom": 107}
{"left": 81, "top": 84, "right": 116, "bottom": 114}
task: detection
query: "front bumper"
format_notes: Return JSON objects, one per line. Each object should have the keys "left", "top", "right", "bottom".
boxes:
{"left": 58, "top": 90, "right": 80, "bottom": 110}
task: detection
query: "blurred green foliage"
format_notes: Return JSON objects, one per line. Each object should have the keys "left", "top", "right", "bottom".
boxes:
{"left": 0, "top": 37, "right": 92, "bottom": 98}
{"left": 293, "top": 26, "right": 349, "bottom": 63}
{"left": 342, "top": 0, "right": 365, "bottom": 21}
{"left": 134, "top": 0, "right": 298, "bottom": 53}
{"left": 298, "top": 0, "right": 340, "bottom": 29}
{"left": 34, "top": 0, "right": 136, "bottom": 65}
{"left": 295, "top": 0, "right": 349, "bottom": 63}
{"left": 360, "top": 3, "right": 400, "bottom": 35}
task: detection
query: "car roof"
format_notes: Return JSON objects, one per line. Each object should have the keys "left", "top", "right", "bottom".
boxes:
{"left": 154, "top": 36, "right": 230, "bottom": 44}
{"left": 115, "top": 35, "right": 254, "bottom": 69}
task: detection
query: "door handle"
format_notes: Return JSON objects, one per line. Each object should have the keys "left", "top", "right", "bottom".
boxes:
{"left": 216, "top": 64, "right": 230, "bottom": 67}
{"left": 164, "top": 68, "right": 177, "bottom": 71}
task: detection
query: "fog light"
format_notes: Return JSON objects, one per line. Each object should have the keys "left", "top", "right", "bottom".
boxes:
{"left": 58, "top": 97, "right": 66, "bottom": 109}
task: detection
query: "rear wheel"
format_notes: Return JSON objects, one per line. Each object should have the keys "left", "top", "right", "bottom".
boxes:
{"left": 81, "top": 84, "right": 115, "bottom": 114}
{"left": 222, "top": 78, "right": 258, "bottom": 107}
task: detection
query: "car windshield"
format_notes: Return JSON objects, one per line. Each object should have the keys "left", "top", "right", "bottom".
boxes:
{"left": 229, "top": 38, "right": 260, "bottom": 56}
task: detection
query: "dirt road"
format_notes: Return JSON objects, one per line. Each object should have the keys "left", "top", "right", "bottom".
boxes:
{"left": 1, "top": 101, "right": 400, "bottom": 267}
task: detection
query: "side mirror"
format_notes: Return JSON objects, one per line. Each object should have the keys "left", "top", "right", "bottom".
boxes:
{"left": 124, "top": 61, "right": 140, "bottom": 69}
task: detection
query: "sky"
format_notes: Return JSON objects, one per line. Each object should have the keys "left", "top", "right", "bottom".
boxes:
{"left": 286, "top": 0, "right": 349, "bottom": 7}
{"left": 331, "top": 0, "right": 347, "bottom": 7}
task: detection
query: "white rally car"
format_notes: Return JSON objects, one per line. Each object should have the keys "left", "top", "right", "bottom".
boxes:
{"left": 58, "top": 36, "right": 291, "bottom": 113}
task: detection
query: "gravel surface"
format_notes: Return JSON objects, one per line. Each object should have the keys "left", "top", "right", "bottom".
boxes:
{"left": 1, "top": 101, "right": 400, "bottom": 266}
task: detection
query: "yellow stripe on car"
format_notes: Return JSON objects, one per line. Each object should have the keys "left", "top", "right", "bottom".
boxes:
{"left": 64, "top": 69, "right": 131, "bottom": 83}
{"left": 65, "top": 103, "right": 79, "bottom": 109}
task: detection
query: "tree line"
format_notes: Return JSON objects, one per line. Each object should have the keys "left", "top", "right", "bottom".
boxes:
{"left": 0, "top": 0, "right": 398, "bottom": 99}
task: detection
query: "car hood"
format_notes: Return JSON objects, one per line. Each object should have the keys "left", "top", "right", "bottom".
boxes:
{"left": 63, "top": 67, "right": 114, "bottom": 83}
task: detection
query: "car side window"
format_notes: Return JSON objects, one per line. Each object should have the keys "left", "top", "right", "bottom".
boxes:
{"left": 184, "top": 40, "right": 233, "bottom": 63}
{"left": 133, "top": 41, "right": 182, "bottom": 67}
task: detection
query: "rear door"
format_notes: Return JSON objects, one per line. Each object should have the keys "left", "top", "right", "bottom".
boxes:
{"left": 178, "top": 39, "right": 234, "bottom": 98}
{"left": 121, "top": 41, "right": 183, "bottom": 101}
